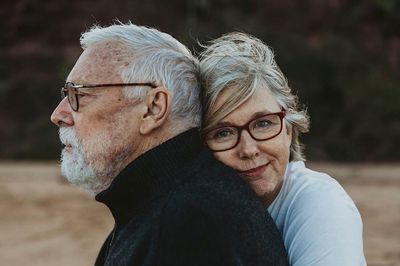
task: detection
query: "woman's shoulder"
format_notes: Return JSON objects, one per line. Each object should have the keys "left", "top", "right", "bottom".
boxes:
{"left": 275, "top": 161, "right": 366, "bottom": 266}
{"left": 283, "top": 161, "right": 358, "bottom": 216}
{"left": 269, "top": 161, "right": 361, "bottom": 231}
{"left": 282, "top": 161, "right": 347, "bottom": 202}
{"left": 286, "top": 161, "right": 338, "bottom": 187}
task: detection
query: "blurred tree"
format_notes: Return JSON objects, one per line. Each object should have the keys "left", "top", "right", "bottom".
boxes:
{"left": 0, "top": 0, "right": 399, "bottom": 161}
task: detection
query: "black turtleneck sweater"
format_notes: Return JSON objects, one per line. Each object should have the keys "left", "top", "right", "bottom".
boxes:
{"left": 94, "top": 128, "right": 288, "bottom": 266}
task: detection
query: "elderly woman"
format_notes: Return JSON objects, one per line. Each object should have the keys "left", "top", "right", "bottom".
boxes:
{"left": 200, "top": 32, "right": 366, "bottom": 266}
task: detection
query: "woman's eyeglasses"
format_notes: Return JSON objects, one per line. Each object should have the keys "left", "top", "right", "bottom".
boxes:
{"left": 204, "top": 110, "right": 286, "bottom": 152}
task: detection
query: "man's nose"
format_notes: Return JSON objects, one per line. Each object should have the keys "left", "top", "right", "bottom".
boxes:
{"left": 237, "top": 130, "right": 260, "bottom": 159}
{"left": 50, "top": 97, "right": 74, "bottom": 127}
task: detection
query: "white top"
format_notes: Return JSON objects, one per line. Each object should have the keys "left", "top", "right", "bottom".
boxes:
{"left": 268, "top": 161, "right": 367, "bottom": 266}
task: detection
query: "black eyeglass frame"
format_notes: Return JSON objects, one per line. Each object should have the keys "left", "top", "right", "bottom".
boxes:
{"left": 203, "top": 110, "right": 286, "bottom": 152}
{"left": 61, "top": 81, "right": 157, "bottom": 111}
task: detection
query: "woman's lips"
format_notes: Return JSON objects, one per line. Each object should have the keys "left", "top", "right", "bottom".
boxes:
{"left": 239, "top": 163, "right": 269, "bottom": 177}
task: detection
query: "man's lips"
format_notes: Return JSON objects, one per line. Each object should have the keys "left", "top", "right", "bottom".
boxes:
{"left": 239, "top": 163, "right": 269, "bottom": 177}
{"left": 62, "top": 143, "right": 73, "bottom": 151}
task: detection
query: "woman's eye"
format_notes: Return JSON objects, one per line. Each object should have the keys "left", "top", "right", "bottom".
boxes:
{"left": 254, "top": 120, "right": 271, "bottom": 128}
{"left": 215, "top": 129, "right": 231, "bottom": 139}
{"left": 210, "top": 127, "right": 235, "bottom": 140}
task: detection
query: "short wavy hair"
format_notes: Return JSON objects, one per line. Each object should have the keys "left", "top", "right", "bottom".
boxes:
{"left": 200, "top": 32, "right": 310, "bottom": 161}
{"left": 80, "top": 22, "right": 202, "bottom": 128}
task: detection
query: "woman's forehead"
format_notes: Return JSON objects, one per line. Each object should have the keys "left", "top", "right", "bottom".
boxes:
{"left": 216, "top": 87, "right": 280, "bottom": 122}
{"left": 214, "top": 86, "right": 279, "bottom": 112}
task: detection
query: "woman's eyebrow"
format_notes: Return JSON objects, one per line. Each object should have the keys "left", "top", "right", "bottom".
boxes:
{"left": 250, "top": 111, "right": 275, "bottom": 119}
{"left": 212, "top": 121, "right": 236, "bottom": 128}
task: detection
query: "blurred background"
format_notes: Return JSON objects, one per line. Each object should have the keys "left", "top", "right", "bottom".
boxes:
{"left": 0, "top": 0, "right": 399, "bottom": 265}
{"left": 1, "top": 0, "right": 400, "bottom": 161}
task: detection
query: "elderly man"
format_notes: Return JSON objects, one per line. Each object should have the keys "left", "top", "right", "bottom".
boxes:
{"left": 50, "top": 23, "right": 288, "bottom": 266}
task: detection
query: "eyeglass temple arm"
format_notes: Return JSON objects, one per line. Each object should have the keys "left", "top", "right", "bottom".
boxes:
{"left": 76, "top": 83, "right": 157, "bottom": 89}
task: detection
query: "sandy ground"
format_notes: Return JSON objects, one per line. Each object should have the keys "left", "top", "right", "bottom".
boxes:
{"left": 0, "top": 161, "right": 399, "bottom": 266}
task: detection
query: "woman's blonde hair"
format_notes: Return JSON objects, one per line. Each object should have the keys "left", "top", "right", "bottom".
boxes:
{"left": 200, "top": 32, "right": 310, "bottom": 161}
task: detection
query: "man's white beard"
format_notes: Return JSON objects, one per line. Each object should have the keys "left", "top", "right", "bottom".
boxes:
{"left": 59, "top": 128, "right": 130, "bottom": 196}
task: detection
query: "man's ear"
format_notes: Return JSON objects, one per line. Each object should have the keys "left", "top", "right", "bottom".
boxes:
{"left": 139, "top": 87, "right": 171, "bottom": 135}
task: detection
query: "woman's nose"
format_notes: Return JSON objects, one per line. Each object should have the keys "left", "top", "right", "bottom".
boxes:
{"left": 237, "top": 130, "right": 260, "bottom": 159}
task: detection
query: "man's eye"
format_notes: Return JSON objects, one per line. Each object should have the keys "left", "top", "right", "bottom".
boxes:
{"left": 76, "top": 93, "right": 87, "bottom": 99}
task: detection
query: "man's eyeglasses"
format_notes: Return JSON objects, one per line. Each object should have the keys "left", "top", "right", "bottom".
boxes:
{"left": 61, "top": 82, "right": 157, "bottom": 111}
{"left": 204, "top": 110, "right": 286, "bottom": 152}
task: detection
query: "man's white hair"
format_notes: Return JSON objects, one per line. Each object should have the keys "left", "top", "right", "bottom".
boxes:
{"left": 80, "top": 22, "right": 201, "bottom": 128}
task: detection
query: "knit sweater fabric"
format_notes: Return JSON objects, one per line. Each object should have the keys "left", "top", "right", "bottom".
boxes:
{"left": 94, "top": 128, "right": 288, "bottom": 266}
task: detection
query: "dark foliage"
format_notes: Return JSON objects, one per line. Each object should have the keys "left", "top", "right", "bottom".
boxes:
{"left": 1, "top": 0, "right": 399, "bottom": 161}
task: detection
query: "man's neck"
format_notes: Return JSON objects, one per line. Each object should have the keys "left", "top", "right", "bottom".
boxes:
{"left": 126, "top": 124, "right": 194, "bottom": 168}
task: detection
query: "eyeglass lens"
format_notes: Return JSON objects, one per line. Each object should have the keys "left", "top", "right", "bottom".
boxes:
{"left": 205, "top": 113, "right": 283, "bottom": 152}
{"left": 61, "top": 83, "right": 78, "bottom": 111}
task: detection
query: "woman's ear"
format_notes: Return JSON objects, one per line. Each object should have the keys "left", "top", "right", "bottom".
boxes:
{"left": 139, "top": 87, "right": 171, "bottom": 135}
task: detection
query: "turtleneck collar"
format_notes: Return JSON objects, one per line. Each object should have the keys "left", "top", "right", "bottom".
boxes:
{"left": 95, "top": 128, "right": 203, "bottom": 222}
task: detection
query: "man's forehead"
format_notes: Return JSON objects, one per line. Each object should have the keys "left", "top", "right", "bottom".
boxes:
{"left": 85, "top": 41, "right": 128, "bottom": 61}
{"left": 67, "top": 41, "right": 127, "bottom": 84}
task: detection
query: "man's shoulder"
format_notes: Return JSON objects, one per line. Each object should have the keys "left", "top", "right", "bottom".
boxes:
{"left": 172, "top": 149, "right": 260, "bottom": 209}
{"left": 153, "top": 148, "right": 266, "bottom": 228}
{"left": 128, "top": 148, "right": 289, "bottom": 266}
